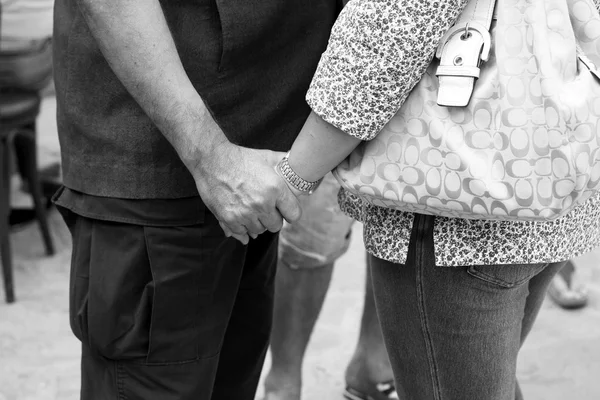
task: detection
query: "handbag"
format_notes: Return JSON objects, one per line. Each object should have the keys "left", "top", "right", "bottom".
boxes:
{"left": 333, "top": 0, "right": 600, "bottom": 221}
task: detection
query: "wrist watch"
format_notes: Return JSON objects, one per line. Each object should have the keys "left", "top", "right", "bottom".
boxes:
{"left": 277, "top": 152, "right": 323, "bottom": 195}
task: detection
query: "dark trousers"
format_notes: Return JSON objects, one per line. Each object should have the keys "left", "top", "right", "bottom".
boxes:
{"left": 370, "top": 213, "right": 564, "bottom": 400}
{"left": 61, "top": 209, "right": 277, "bottom": 400}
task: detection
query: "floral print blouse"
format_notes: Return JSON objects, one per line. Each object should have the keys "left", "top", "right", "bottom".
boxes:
{"left": 306, "top": 0, "right": 600, "bottom": 266}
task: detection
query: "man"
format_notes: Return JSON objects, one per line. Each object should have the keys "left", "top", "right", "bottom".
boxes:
{"left": 263, "top": 173, "right": 396, "bottom": 400}
{"left": 51, "top": 0, "right": 340, "bottom": 399}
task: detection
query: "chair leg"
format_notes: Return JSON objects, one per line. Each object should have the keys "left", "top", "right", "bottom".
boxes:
{"left": 0, "top": 138, "right": 16, "bottom": 303}
{"left": 13, "top": 125, "right": 55, "bottom": 256}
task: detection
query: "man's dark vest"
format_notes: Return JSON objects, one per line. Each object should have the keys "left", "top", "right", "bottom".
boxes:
{"left": 53, "top": 0, "right": 339, "bottom": 199}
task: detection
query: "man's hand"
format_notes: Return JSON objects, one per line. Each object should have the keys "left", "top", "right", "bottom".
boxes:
{"left": 191, "top": 142, "right": 302, "bottom": 244}
{"left": 76, "top": 0, "right": 302, "bottom": 245}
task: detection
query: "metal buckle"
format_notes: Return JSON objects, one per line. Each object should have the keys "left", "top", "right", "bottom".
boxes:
{"left": 435, "top": 21, "right": 492, "bottom": 62}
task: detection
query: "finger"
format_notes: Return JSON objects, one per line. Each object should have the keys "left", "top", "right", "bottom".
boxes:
{"left": 258, "top": 211, "right": 284, "bottom": 233}
{"left": 248, "top": 221, "right": 269, "bottom": 239}
{"left": 219, "top": 220, "right": 246, "bottom": 237}
{"left": 219, "top": 221, "right": 233, "bottom": 237}
{"left": 231, "top": 232, "right": 250, "bottom": 245}
{"left": 276, "top": 183, "right": 302, "bottom": 224}
{"left": 243, "top": 223, "right": 262, "bottom": 239}
{"left": 219, "top": 210, "right": 268, "bottom": 239}
{"left": 242, "top": 218, "right": 270, "bottom": 237}
{"left": 219, "top": 220, "right": 252, "bottom": 245}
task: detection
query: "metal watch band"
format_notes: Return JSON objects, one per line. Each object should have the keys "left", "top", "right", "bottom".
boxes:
{"left": 277, "top": 153, "right": 322, "bottom": 194}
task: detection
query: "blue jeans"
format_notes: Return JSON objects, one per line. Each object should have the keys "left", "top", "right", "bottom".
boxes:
{"left": 370, "top": 213, "right": 564, "bottom": 400}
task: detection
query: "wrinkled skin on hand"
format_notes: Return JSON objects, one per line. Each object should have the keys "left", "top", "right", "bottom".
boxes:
{"left": 192, "top": 142, "right": 302, "bottom": 244}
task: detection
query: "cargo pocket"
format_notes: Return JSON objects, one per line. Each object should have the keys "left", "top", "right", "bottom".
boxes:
{"left": 142, "top": 224, "right": 226, "bottom": 364}
{"left": 467, "top": 263, "right": 549, "bottom": 288}
{"left": 64, "top": 209, "right": 91, "bottom": 345}
{"left": 77, "top": 220, "right": 153, "bottom": 361}
{"left": 69, "top": 218, "right": 225, "bottom": 365}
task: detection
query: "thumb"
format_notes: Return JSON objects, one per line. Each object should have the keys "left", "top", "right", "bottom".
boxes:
{"left": 276, "top": 183, "right": 302, "bottom": 223}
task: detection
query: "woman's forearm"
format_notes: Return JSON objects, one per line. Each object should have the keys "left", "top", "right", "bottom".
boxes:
{"left": 287, "top": 112, "right": 362, "bottom": 183}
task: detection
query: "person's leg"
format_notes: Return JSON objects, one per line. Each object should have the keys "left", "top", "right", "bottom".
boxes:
{"left": 211, "top": 231, "right": 280, "bottom": 399}
{"left": 265, "top": 257, "right": 394, "bottom": 400}
{"left": 264, "top": 260, "right": 335, "bottom": 400}
{"left": 370, "top": 213, "right": 563, "bottom": 400}
{"left": 264, "top": 173, "right": 392, "bottom": 400}
{"left": 344, "top": 256, "right": 395, "bottom": 396}
{"left": 264, "top": 172, "right": 352, "bottom": 400}
{"left": 513, "top": 259, "right": 567, "bottom": 400}
{"left": 61, "top": 208, "right": 262, "bottom": 400}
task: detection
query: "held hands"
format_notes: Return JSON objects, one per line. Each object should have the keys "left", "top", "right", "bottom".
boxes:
{"left": 274, "top": 165, "right": 307, "bottom": 198}
{"left": 191, "top": 142, "right": 302, "bottom": 244}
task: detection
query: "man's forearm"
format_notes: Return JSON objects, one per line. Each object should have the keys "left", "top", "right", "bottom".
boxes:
{"left": 77, "top": 0, "right": 228, "bottom": 168}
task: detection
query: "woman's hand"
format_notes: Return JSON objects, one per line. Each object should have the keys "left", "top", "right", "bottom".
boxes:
{"left": 274, "top": 111, "right": 362, "bottom": 201}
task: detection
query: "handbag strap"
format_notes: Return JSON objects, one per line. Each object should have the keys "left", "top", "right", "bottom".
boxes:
{"left": 435, "top": 0, "right": 497, "bottom": 107}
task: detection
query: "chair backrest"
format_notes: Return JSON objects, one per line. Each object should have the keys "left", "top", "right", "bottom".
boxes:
{"left": 0, "top": 38, "right": 53, "bottom": 92}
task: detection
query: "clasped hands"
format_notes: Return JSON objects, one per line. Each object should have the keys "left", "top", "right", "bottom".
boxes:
{"left": 192, "top": 142, "right": 304, "bottom": 244}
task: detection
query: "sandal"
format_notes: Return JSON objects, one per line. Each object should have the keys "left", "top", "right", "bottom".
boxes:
{"left": 343, "top": 381, "right": 398, "bottom": 400}
{"left": 547, "top": 260, "right": 588, "bottom": 310}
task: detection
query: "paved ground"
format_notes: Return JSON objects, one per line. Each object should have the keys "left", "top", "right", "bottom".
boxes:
{"left": 1, "top": 96, "right": 600, "bottom": 400}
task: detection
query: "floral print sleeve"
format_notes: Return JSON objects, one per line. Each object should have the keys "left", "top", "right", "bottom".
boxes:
{"left": 306, "top": 0, "right": 469, "bottom": 141}
{"left": 321, "top": 0, "right": 600, "bottom": 267}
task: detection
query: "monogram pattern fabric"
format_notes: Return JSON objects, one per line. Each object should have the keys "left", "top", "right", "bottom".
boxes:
{"left": 333, "top": 0, "right": 600, "bottom": 221}
{"left": 307, "top": 0, "right": 600, "bottom": 266}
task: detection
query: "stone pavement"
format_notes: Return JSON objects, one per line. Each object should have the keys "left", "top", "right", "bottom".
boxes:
{"left": 1, "top": 96, "right": 600, "bottom": 400}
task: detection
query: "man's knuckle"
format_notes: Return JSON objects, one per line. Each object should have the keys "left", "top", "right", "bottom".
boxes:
{"left": 220, "top": 212, "right": 236, "bottom": 224}
{"left": 248, "top": 199, "right": 264, "bottom": 210}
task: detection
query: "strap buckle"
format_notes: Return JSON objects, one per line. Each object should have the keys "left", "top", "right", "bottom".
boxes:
{"left": 435, "top": 21, "right": 492, "bottom": 62}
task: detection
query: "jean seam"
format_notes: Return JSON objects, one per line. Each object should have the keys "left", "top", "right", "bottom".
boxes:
{"left": 415, "top": 217, "right": 442, "bottom": 400}
{"left": 467, "top": 263, "right": 549, "bottom": 288}
{"left": 467, "top": 267, "right": 516, "bottom": 288}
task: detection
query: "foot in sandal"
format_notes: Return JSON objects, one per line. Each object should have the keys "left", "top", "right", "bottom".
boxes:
{"left": 547, "top": 260, "right": 588, "bottom": 310}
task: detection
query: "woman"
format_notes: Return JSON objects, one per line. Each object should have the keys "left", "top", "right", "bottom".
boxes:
{"left": 275, "top": 0, "right": 600, "bottom": 398}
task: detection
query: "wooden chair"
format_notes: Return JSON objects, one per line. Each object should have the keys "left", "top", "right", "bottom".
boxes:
{"left": 1, "top": 91, "right": 55, "bottom": 303}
